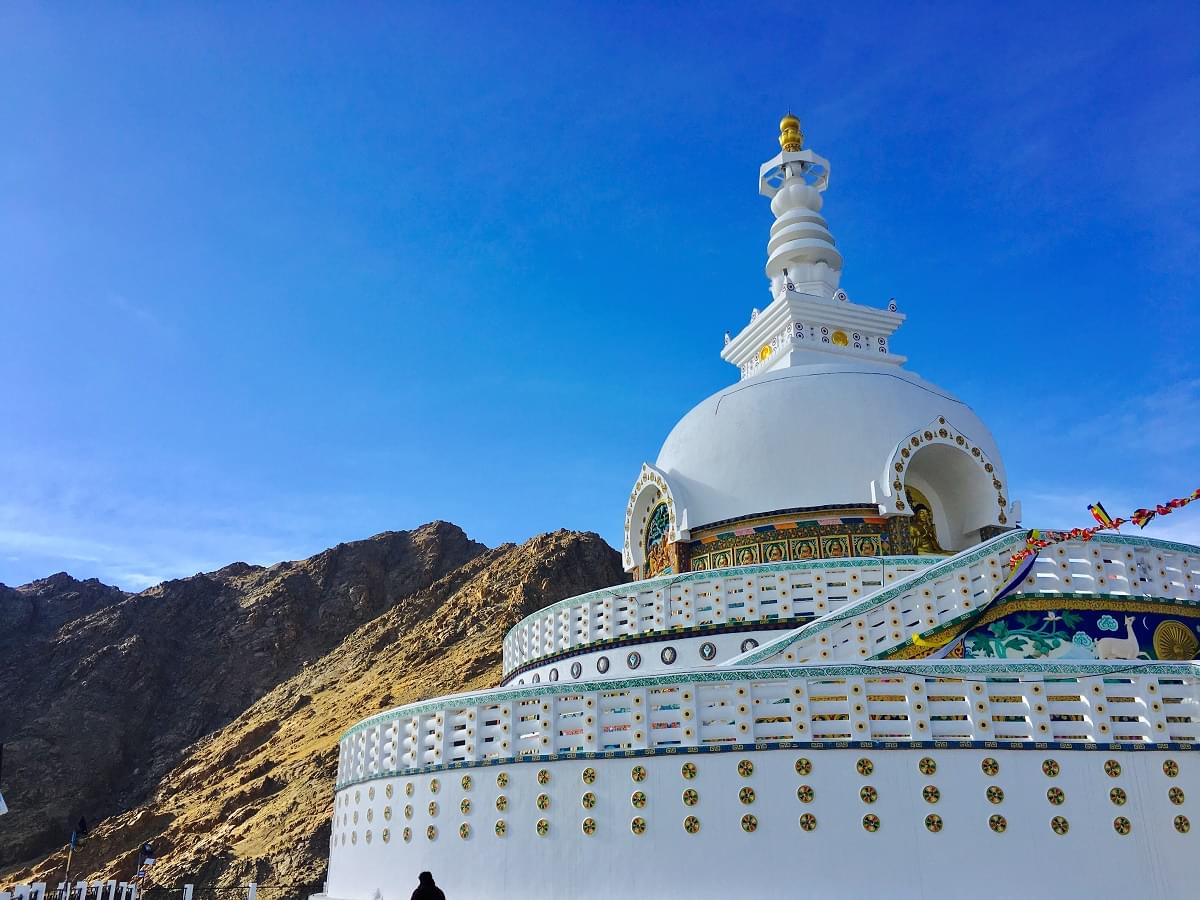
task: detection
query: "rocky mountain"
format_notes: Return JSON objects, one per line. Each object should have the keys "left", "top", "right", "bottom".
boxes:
{"left": 0, "top": 522, "right": 486, "bottom": 868}
{"left": 0, "top": 525, "right": 625, "bottom": 900}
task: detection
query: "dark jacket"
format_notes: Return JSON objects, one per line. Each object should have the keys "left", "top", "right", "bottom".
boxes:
{"left": 411, "top": 873, "right": 445, "bottom": 900}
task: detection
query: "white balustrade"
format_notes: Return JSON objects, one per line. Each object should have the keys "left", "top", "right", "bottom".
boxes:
{"left": 501, "top": 557, "right": 934, "bottom": 675}
{"left": 334, "top": 661, "right": 1200, "bottom": 787}
{"left": 731, "top": 532, "right": 1200, "bottom": 666}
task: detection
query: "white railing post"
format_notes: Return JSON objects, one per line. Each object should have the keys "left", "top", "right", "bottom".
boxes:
{"left": 247, "top": 883, "right": 257, "bottom": 900}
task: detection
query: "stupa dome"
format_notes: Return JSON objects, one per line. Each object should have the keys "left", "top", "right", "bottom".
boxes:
{"left": 654, "top": 359, "right": 1010, "bottom": 542}
{"left": 620, "top": 119, "right": 1017, "bottom": 578}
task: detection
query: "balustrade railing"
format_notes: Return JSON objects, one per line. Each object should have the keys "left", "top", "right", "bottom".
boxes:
{"left": 334, "top": 661, "right": 1200, "bottom": 786}
{"left": 730, "top": 532, "right": 1200, "bottom": 667}
{"left": 501, "top": 556, "right": 936, "bottom": 675}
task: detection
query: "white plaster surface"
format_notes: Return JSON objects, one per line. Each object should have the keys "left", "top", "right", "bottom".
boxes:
{"left": 655, "top": 362, "right": 1008, "bottom": 539}
{"left": 327, "top": 749, "right": 1196, "bottom": 900}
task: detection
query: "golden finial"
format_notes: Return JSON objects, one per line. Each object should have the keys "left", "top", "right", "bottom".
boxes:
{"left": 779, "top": 112, "right": 803, "bottom": 152}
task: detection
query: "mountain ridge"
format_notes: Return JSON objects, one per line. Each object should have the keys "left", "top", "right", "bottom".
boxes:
{"left": 0, "top": 523, "right": 625, "bottom": 900}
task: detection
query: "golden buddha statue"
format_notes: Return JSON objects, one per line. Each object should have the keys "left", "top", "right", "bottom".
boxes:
{"left": 909, "top": 504, "right": 947, "bottom": 554}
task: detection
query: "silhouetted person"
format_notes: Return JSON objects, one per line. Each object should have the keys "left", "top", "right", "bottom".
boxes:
{"left": 410, "top": 871, "right": 445, "bottom": 900}
{"left": 77, "top": 816, "right": 89, "bottom": 837}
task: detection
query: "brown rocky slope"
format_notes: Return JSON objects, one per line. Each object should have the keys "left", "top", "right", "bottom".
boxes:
{"left": 2, "top": 528, "right": 625, "bottom": 900}
{"left": 0, "top": 522, "right": 487, "bottom": 867}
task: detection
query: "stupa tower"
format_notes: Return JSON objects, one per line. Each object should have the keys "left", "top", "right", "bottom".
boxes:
{"left": 720, "top": 115, "right": 906, "bottom": 381}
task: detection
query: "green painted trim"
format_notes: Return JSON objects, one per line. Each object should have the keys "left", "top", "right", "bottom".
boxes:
{"left": 338, "top": 659, "right": 1200, "bottom": 742}
{"left": 334, "top": 738, "right": 1200, "bottom": 791}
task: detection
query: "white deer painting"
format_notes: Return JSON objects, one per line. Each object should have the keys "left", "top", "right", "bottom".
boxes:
{"left": 1096, "top": 615, "right": 1141, "bottom": 660}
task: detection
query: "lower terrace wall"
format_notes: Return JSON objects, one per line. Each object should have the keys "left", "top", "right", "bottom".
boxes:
{"left": 326, "top": 745, "right": 1196, "bottom": 900}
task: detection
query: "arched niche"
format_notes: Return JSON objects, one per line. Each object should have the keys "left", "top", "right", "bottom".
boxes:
{"left": 875, "top": 417, "right": 1009, "bottom": 552}
{"left": 622, "top": 464, "right": 686, "bottom": 576}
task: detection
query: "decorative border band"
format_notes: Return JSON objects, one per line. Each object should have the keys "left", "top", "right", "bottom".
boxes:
{"left": 334, "top": 737, "right": 1199, "bottom": 792}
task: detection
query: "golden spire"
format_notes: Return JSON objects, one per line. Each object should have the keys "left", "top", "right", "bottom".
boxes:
{"left": 778, "top": 112, "right": 803, "bottom": 152}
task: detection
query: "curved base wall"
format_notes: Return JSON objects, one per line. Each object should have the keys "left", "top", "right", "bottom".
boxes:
{"left": 326, "top": 746, "right": 1195, "bottom": 900}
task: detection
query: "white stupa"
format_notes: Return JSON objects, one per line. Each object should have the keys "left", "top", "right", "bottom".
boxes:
{"left": 318, "top": 116, "right": 1200, "bottom": 900}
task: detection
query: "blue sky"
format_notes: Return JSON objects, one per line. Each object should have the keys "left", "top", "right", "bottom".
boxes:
{"left": 2, "top": 3, "right": 1198, "bottom": 590}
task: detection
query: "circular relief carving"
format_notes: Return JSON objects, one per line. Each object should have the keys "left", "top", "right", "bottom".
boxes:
{"left": 366, "top": 809, "right": 373, "bottom": 822}
{"left": 799, "top": 812, "right": 817, "bottom": 832}
{"left": 925, "top": 814, "right": 943, "bottom": 833}
{"left": 350, "top": 831, "right": 356, "bottom": 845}
{"left": 1046, "top": 787, "right": 1065, "bottom": 806}
{"left": 430, "top": 778, "right": 441, "bottom": 794}
{"left": 682, "top": 788, "right": 699, "bottom": 806}
{"left": 1170, "top": 786, "right": 1186, "bottom": 805}
{"left": 459, "top": 799, "right": 471, "bottom": 815}
{"left": 597, "top": 656, "right": 610, "bottom": 674}
{"left": 571, "top": 661, "right": 582, "bottom": 679}
{"left": 1110, "top": 787, "right": 1127, "bottom": 806}
{"left": 1104, "top": 759, "right": 1122, "bottom": 778}
{"left": 681, "top": 761, "right": 698, "bottom": 780}
{"left": 699, "top": 642, "right": 717, "bottom": 661}
{"left": 549, "top": 668, "right": 559, "bottom": 682}
{"left": 856, "top": 758, "right": 874, "bottom": 777}
{"left": 404, "top": 804, "right": 413, "bottom": 819}
{"left": 627, "top": 651, "right": 642, "bottom": 670}
{"left": 630, "top": 816, "right": 647, "bottom": 835}
{"left": 581, "top": 792, "right": 597, "bottom": 809}
{"left": 631, "top": 790, "right": 647, "bottom": 809}
{"left": 919, "top": 757, "right": 937, "bottom": 776}
{"left": 354, "top": 790, "right": 360, "bottom": 803}
{"left": 427, "top": 801, "right": 438, "bottom": 817}
{"left": 797, "top": 784, "right": 814, "bottom": 803}
{"left": 795, "top": 757, "right": 813, "bottom": 776}
{"left": 981, "top": 757, "right": 999, "bottom": 777}
{"left": 737, "top": 759, "right": 755, "bottom": 778}
{"left": 986, "top": 785, "right": 1004, "bottom": 805}
{"left": 1050, "top": 815, "right": 1069, "bottom": 835}
{"left": 989, "top": 814, "right": 1007, "bottom": 833}
{"left": 368, "top": 787, "right": 374, "bottom": 800}
{"left": 1176, "top": 815, "right": 1191, "bottom": 833}
{"left": 683, "top": 815, "right": 701, "bottom": 834}
{"left": 536, "top": 793, "right": 550, "bottom": 811}
{"left": 860, "top": 786, "right": 878, "bottom": 804}
{"left": 405, "top": 782, "right": 414, "bottom": 796}
{"left": 426, "top": 825, "right": 437, "bottom": 841}
{"left": 741, "top": 814, "right": 758, "bottom": 833}
{"left": 922, "top": 785, "right": 940, "bottom": 804}
{"left": 740, "top": 638, "right": 759, "bottom": 653}
{"left": 494, "top": 820, "right": 506, "bottom": 837}
{"left": 631, "top": 765, "right": 648, "bottom": 783}
{"left": 364, "top": 829, "right": 371, "bottom": 844}
{"left": 661, "top": 646, "right": 677, "bottom": 665}
{"left": 1113, "top": 816, "right": 1131, "bottom": 836}
{"left": 383, "top": 806, "right": 392, "bottom": 820}
{"left": 495, "top": 795, "right": 507, "bottom": 812}
{"left": 381, "top": 827, "right": 390, "bottom": 843}
{"left": 461, "top": 775, "right": 472, "bottom": 791}
{"left": 403, "top": 826, "right": 412, "bottom": 842}
{"left": 1164, "top": 759, "right": 1180, "bottom": 778}
{"left": 739, "top": 787, "right": 756, "bottom": 805}
{"left": 1042, "top": 759, "right": 1060, "bottom": 778}
{"left": 459, "top": 823, "right": 470, "bottom": 840}
{"left": 536, "top": 818, "right": 549, "bottom": 837}
{"left": 582, "top": 767, "right": 596, "bottom": 785}
{"left": 385, "top": 784, "right": 393, "bottom": 799}
{"left": 582, "top": 817, "right": 597, "bottom": 835}
{"left": 862, "top": 814, "right": 880, "bottom": 833}
{"left": 537, "top": 769, "right": 551, "bottom": 785}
